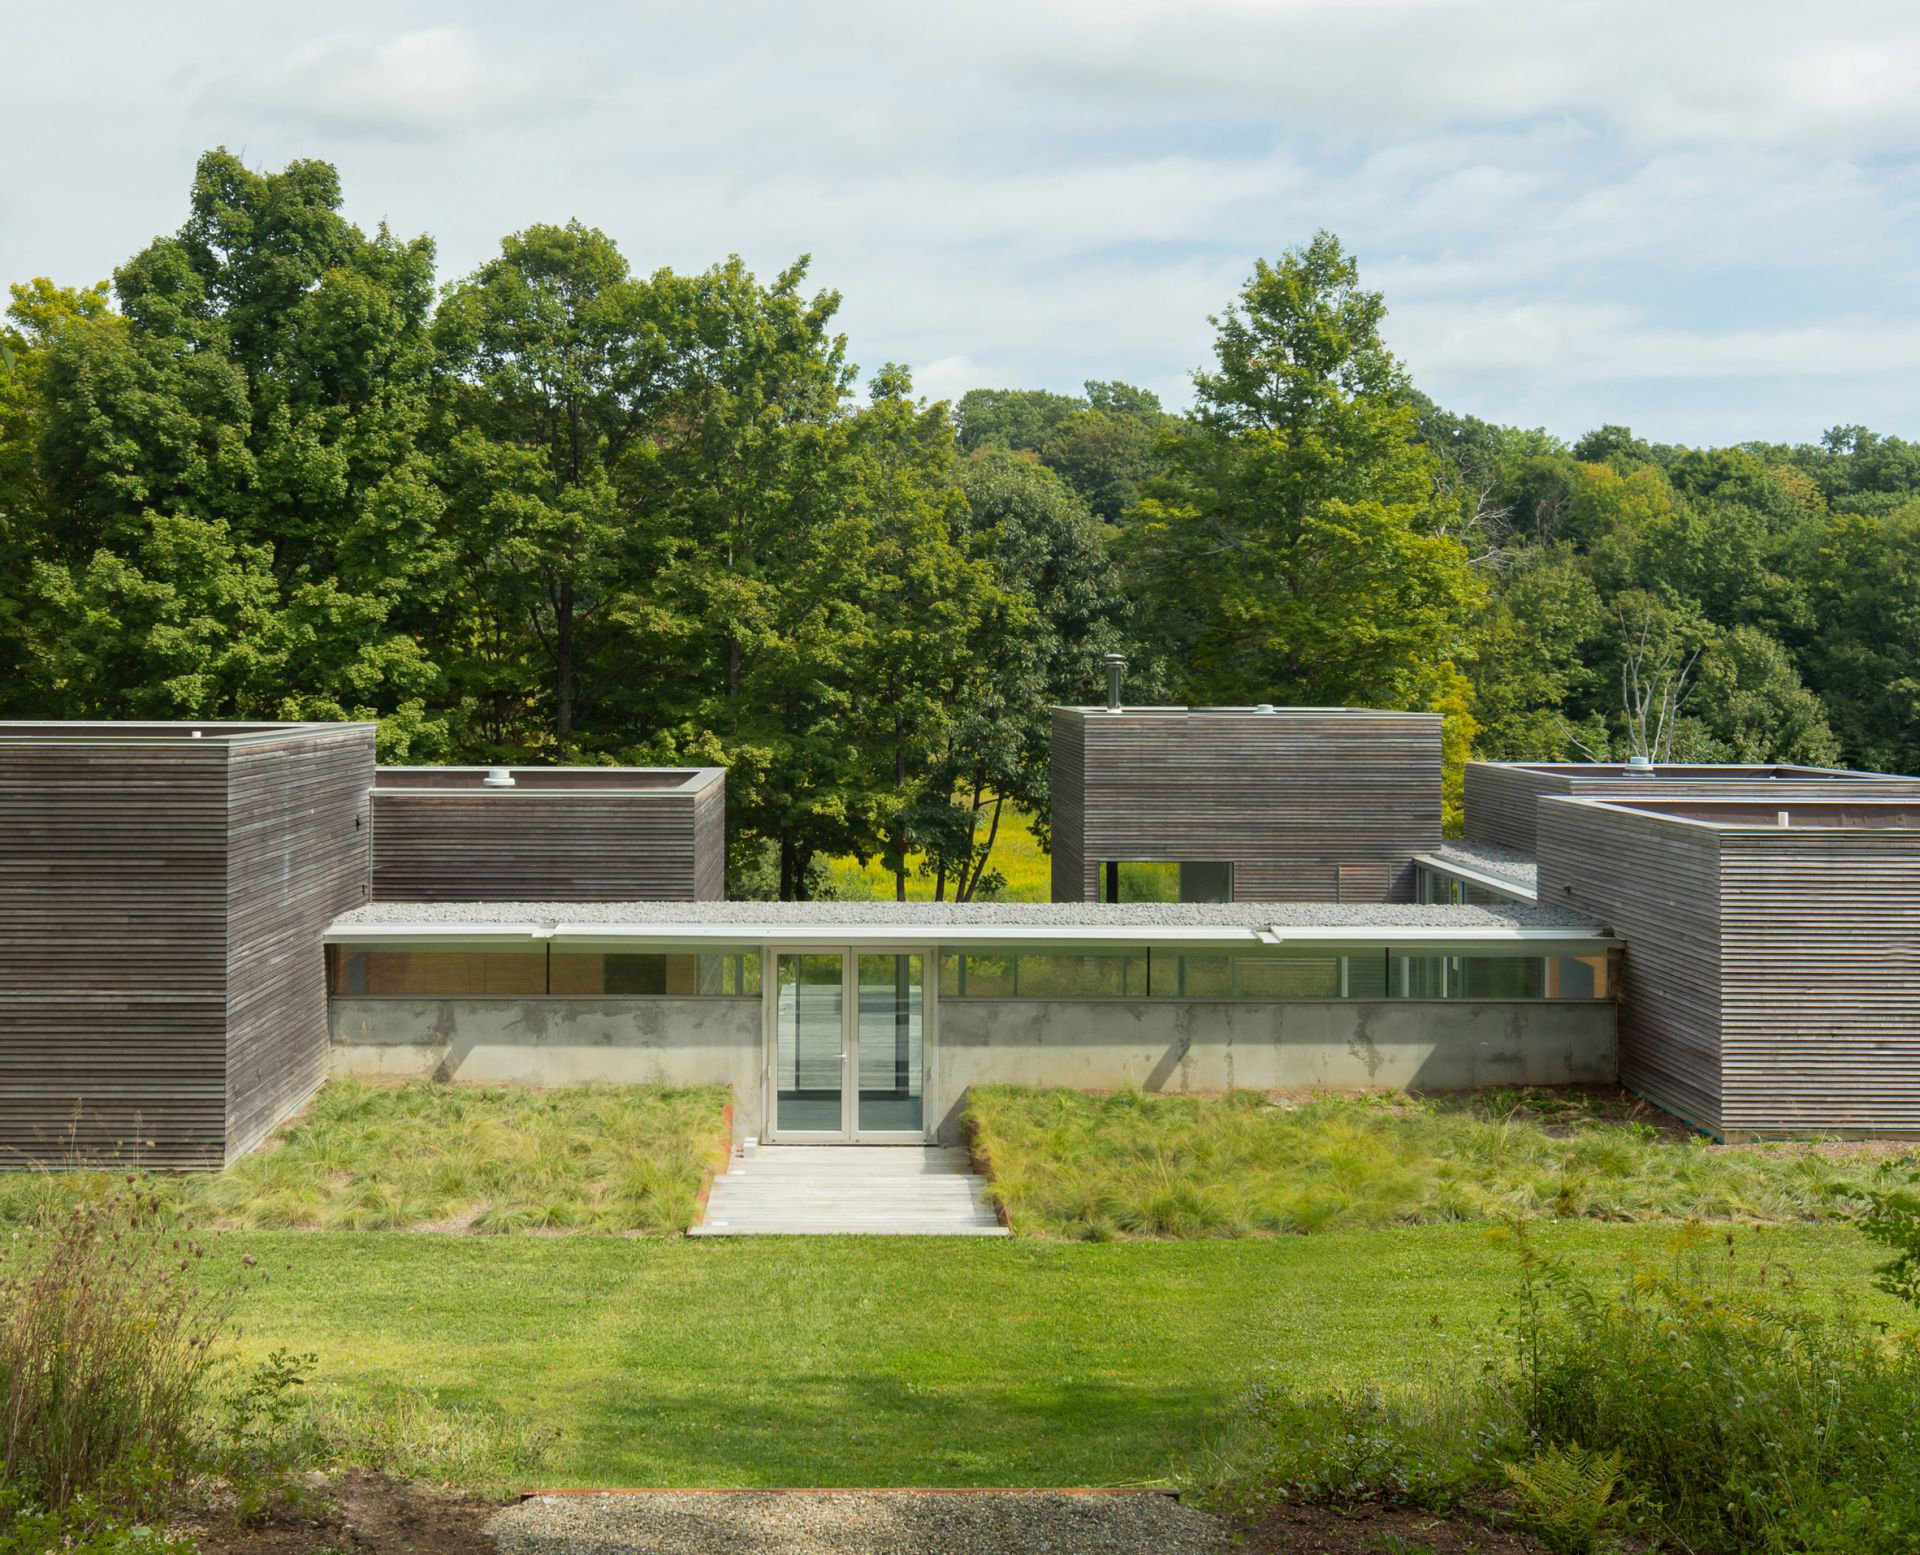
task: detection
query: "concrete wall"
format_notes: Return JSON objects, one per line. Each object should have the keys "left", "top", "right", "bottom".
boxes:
{"left": 331, "top": 994, "right": 1614, "bottom": 1148}
{"left": 933, "top": 999, "right": 1616, "bottom": 1141}
{"left": 329, "top": 998, "right": 765, "bottom": 1139}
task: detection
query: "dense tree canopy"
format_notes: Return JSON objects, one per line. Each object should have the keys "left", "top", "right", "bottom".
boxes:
{"left": 6, "top": 152, "right": 1920, "bottom": 889}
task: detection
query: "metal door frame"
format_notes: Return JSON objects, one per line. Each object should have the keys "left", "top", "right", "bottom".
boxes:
{"left": 762, "top": 945, "right": 936, "bottom": 1143}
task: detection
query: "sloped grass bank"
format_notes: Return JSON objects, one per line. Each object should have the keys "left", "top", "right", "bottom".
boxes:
{"left": 0, "top": 1080, "right": 730, "bottom": 1234}
{"left": 965, "top": 1085, "right": 1912, "bottom": 1239}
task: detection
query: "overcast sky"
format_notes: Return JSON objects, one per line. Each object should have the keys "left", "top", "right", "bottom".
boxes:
{"left": 6, "top": 0, "right": 1919, "bottom": 444}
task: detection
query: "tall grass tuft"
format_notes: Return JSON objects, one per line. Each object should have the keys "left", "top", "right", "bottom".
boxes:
{"left": 0, "top": 1182, "right": 238, "bottom": 1515}
{"left": 966, "top": 1084, "right": 1910, "bottom": 1238}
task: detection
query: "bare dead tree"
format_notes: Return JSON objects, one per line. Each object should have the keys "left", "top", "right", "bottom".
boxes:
{"left": 1430, "top": 468, "right": 1520, "bottom": 570}
{"left": 1619, "top": 613, "right": 1700, "bottom": 762}
{"left": 1556, "top": 612, "right": 1701, "bottom": 764}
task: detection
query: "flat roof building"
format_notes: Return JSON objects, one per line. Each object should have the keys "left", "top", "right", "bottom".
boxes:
{"left": 1050, "top": 706, "right": 1441, "bottom": 905}
{"left": 371, "top": 765, "right": 726, "bottom": 903}
{"left": 0, "top": 721, "right": 374, "bottom": 1167}
{"left": 1538, "top": 794, "right": 1920, "bottom": 1139}
{"left": 1464, "top": 760, "right": 1920, "bottom": 855}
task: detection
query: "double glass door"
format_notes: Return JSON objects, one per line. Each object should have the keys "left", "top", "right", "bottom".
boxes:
{"left": 771, "top": 951, "right": 927, "bottom": 1141}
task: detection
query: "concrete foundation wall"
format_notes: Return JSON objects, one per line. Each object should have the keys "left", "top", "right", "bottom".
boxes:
{"left": 933, "top": 999, "right": 1616, "bottom": 1141}
{"left": 330, "top": 995, "right": 1614, "bottom": 1148}
{"left": 328, "top": 998, "right": 765, "bottom": 1139}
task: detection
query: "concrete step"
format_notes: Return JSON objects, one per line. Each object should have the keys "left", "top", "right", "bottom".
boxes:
{"left": 693, "top": 1146, "right": 1007, "bottom": 1238}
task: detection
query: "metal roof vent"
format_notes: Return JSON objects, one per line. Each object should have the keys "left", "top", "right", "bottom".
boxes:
{"left": 1625, "top": 754, "right": 1655, "bottom": 777}
{"left": 482, "top": 767, "right": 516, "bottom": 788}
{"left": 1255, "top": 703, "right": 1276, "bottom": 714}
{"left": 1103, "top": 653, "right": 1127, "bottom": 712}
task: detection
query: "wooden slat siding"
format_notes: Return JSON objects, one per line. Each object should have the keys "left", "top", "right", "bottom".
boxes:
{"left": 1050, "top": 709, "right": 1441, "bottom": 904}
{"left": 224, "top": 728, "right": 375, "bottom": 1161}
{"left": 1463, "top": 764, "right": 1566, "bottom": 853}
{"left": 1535, "top": 800, "right": 1725, "bottom": 1133}
{"left": 0, "top": 744, "right": 231, "bottom": 1168}
{"left": 1049, "top": 709, "right": 1087, "bottom": 903}
{"left": 1717, "top": 828, "right": 1920, "bottom": 1137}
{"left": 1464, "top": 762, "right": 1920, "bottom": 857}
{"left": 370, "top": 793, "right": 707, "bottom": 902}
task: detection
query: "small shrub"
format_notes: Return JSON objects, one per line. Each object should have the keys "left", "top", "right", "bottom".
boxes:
{"left": 0, "top": 1489, "right": 196, "bottom": 1555}
{"left": 1500, "top": 1442, "right": 1621, "bottom": 1554}
{"left": 216, "top": 1348, "right": 326, "bottom": 1522}
{"left": 1844, "top": 1165, "right": 1920, "bottom": 1308}
{"left": 1501, "top": 1224, "right": 1920, "bottom": 1553}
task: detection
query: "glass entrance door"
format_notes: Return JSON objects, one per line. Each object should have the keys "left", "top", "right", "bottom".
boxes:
{"left": 771, "top": 951, "right": 928, "bottom": 1141}
{"left": 856, "top": 953, "right": 924, "bottom": 1135}
{"left": 774, "top": 954, "right": 846, "bottom": 1136}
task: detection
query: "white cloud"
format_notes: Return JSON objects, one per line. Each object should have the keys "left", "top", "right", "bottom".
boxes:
{"left": 195, "top": 28, "right": 572, "bottom": 140}
{"left": 6, "top": 0, "right": 1920, "bottom": 444}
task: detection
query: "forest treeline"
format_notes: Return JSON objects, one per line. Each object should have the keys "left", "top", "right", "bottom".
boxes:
{"left": 4, "top": 150, "right": 1920, "bottom": 897}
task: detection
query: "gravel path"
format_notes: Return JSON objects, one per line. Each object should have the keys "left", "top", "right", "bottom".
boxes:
{"left": 488, "top": 1490, "right": 1231, "bottom": 1555}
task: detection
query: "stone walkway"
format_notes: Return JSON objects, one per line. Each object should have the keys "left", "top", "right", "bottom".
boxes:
{"left": 489, "top": 1490, "right": 1227, "bottom": 1554}
{"left": 688, "top": 1147, "right": 1008, "bottom": 1237}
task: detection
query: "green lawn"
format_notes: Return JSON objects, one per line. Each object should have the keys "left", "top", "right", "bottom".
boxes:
{"left": 217, "top": 1221, "right": 1893, "bottom": 1491}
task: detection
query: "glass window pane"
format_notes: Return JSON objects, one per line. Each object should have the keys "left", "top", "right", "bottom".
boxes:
{"left": 329, "top": 947, "right": 546, "bottom": 997}
{"left": 776, "top": 954, "right": 844, "bottom": 1133}
{"left": 858, "top": 954, "right": 923, "bottom": 1133}
{"left": 1013, "top": 952, "right": 1145, "bottom": 997}
{"left": 1177, "top": 862, "right": 1234, "bottom": 902}
{"left": 1452, "top": 956, "right": 1543, "bottom": 998}
{"left": 1159, "top": 954, "right": 1233, "bottom": 997}
{"left": 956, "top": 954, "right": 1015, "bottom": 997}
{"left": 1234, "top": 954, "right": 1341, "bottom": 998}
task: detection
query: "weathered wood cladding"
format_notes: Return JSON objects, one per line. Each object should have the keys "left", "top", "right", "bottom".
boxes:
{"left": 1465, "top": 762, "right": 1920, "bottom": 856}
{"left": 692, "top": 779, "right": 727, "bottom": 902}
{"left": 0, "top": 726, "right": 375, "bottom": 1169}
{"left": 224, "top": 730, "right": 375, "bottom": 1161}
{"left": 1048, "top": 711, "right": 1088, "bottom": 904}
{"left": 1534, "top": 800, "right": 1725, "bottom": 1133}
{"left": 1714, "top": 827, "right": 1920, "bottom": 1136}
{"left": 369, "top": 768, "right": 726, "bottom": 903}
{"left": 1050, "top": 709, "right": 1441, "bottom": 904}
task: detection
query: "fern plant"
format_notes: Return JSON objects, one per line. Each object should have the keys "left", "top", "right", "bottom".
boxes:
{"left": 1501, "top": 1442, "right": 1622, "bottom": 1554}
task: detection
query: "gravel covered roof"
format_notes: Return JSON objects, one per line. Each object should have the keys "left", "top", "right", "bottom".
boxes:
{"left": 332, "top": 898, "right": 1601, "bottom": 932}
{"left": 1423, "top": 840, "right": 1540, "bottom": 893}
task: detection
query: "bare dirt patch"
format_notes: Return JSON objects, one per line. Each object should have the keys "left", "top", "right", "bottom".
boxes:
{"left": 190, "top": 1470, "right": 500, "bottom": 1555}
{"left": 1240, "top": 1499, "right": 1556, "bottom": 1553}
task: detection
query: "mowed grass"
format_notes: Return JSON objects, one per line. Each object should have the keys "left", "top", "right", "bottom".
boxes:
{"left": 965, "top": 1085, "right": 1917, "bottom": 1239}
{"left": 210, "top": 1221, "right": 1895, "bottom": 1491}
{"left": 821, "top": 802, "right": 1050, "bottom": 901}
{"left": 0, "top": 1080, "right": 730, "bottom": 1234}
